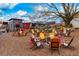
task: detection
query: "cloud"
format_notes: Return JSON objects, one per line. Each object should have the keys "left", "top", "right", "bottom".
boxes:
{"left": 44, "top": 7, "right": 48, "bottom": 11}
{"left": 35, "top": 5, "right": 43, "bottom": 11}
{"left": 9, "top": 3, "right": 18, "bottom": 9}
{"left": 35, "top": 5, "right": 48, "bottom": 12}
{"left": 20, "top": 17, "right": 31, "bottom": 22}
{"left": 0, "top": 3, "right": 18, "bottom": 9}
{"left": 60, "top": 6, "right": 64, "bottom": 12}
{"left": 0, "top": 14, "right": 12, "bottom": 21}
{"left": 0, "top": 10, "right": 28, "bottom": 21}
{"left": 0, "top": 3, "right": 9, "bottom": 9}
{"left": 0, "top": 16, "right": 4, "bottom": 20}
{"left": 16, "top": 10, "right": 27, "bottom": 16}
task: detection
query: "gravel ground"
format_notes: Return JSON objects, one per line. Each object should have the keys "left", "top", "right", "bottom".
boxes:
{"left": 0, "top": 29, "right": 79, "bottom": 56}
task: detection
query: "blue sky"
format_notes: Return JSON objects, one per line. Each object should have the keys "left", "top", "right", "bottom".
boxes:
{"left": 0, "top": 3, "right": 60, "bottom": 15}
{"left": 0, "top": 3, "right": 62, "bottom": 23}
{"left": 0, "top": 3, "right": 37, "bottom": 15}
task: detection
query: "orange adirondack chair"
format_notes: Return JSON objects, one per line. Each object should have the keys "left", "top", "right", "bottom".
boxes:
{"left": 50, "top": 37, "right": 61, "bottom": 55}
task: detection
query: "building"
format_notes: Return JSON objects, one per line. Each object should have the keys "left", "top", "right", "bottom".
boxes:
{"left": 71, "top": 13, "right": 79, "bottom": 28}
{"left": 8, "top": 18, "right": 23, "bottom": 31}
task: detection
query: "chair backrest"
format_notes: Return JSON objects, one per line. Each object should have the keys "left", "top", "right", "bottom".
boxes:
{"left": 67, "top": 30, "right": 71, "bottom": 36}
{"left": 30, "top": 37, "right": 37, "bottom": 46}
{"left": 68, "top": 36, "right": 74, "bottom": 46}
{"left": 39, "top": 32, "right": 45, "bottom": 40}
{"left": 50, "top": 38, "right": 60, "bottom": 48}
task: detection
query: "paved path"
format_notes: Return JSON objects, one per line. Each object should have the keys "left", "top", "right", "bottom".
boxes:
{"left": 0, "top": 29, "right": 79, "bottom": 56}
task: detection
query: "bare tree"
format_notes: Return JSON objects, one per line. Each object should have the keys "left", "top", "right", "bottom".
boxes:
{"left": 46, "top": 3, "right": 79, "bottom": 27}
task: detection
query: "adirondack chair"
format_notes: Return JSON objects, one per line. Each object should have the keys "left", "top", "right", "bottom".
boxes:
{"left": 30, "top": 36, "right": 43, "bottom": 49}
{"left": 30, "top": 37, "right": 37, "bottom": 49}
{"left": 61, "top": 36, "right": 75, "bottom": 49}
{"left": 64, "top": 28, "right": 74, "bottom": 37}
{"left": 65, "top": 30, "right": 71, "bottom": 37}
{"left": 50, "top": 37, "right": 61, "bottom": 54}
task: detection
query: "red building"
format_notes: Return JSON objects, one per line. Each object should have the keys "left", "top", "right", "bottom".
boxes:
{"left": 21, "top": 23, "right": 30, "bottom": 31}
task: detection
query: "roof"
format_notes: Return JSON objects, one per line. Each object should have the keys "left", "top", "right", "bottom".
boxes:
{"left": 46, "top": 22, "right": 55, "bottom": 24}
{"left": 8, "top": 18, "right": 23, "bottom": 21}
